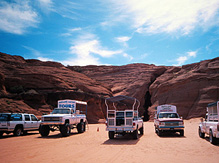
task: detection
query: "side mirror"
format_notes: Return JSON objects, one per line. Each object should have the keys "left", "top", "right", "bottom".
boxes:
{"left": 200, "top": 117, "right": 203, "bottom": 122}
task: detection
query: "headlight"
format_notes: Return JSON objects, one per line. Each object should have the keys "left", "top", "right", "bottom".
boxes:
{"left": 179, "top": 121, "right": 184, "bottom": 125}
{"left": 41, "top": 117, "right": 44, "bottom": 121}
{"left": 159, "top": 122, "right": 165, "bottom": 126}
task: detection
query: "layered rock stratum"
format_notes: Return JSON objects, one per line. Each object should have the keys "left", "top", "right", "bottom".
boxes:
{"left": 0, "top": 52, "right": 219, "bottom": 122}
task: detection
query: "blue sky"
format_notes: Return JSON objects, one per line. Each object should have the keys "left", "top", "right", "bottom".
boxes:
{"left": 0, "top": 0, "right": 219, "bottom": 66}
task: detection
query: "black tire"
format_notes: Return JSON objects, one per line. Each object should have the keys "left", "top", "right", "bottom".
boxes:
{"left": 77, "top": 122, "right": 84, "bottom": 133}
{"left": 209, "top": 130, "right": 217, "bottom": 145}
{"left": 139, "top": 127, "right": 144, "bottom": 135}
{"left": 133, "top": 128, "right": 138, "bottom": 139}
{"left": 60, "top": 123, "right": 71, "bottom": 137}
{"left": 0, "top": 132, "right": 3, "bottom": 137}
{"left": 109, "top": 131, "right": 115, "bottom": 139}
{"left": 13, "top": 126, "right": 23, "bottom": 136}
{"left": 180, "top": 130, "right": 184, "bottom": 137}
{"left": 198, "top": 127, "right": 205, "bottom": 138}
{"left": 23, "top": 131, "right": 28, "bottom": 135}
{"left": 84, "top": 122, "right": 86, "bottom": 132}
{"left": 157, "top": 129, "right": 162, "bottom": 136}
{"left": 39, "top": 125, "right": 50, "bottom": 137}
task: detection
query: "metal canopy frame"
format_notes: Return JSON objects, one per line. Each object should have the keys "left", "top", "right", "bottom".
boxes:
{"left": 105, "top": 95, "right": 140, "bottom": 111}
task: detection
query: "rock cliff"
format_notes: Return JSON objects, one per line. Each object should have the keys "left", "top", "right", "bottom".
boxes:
{"left": 0, "top": 52, "right": 219, "bottom": 122}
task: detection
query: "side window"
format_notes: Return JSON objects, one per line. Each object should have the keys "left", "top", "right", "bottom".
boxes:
{"left": 24, "top": 115, "right": 30, "bottom": 121}
{"left": 31, "top": 115, "right": 38, "bottom": 121}
{"left": 11, "top": 114, "right": 22, "bottom": 121}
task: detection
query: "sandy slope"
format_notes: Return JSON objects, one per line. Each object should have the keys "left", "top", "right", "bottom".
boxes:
{"left": 0, "top": 119, "right": 218, "bottom": 163}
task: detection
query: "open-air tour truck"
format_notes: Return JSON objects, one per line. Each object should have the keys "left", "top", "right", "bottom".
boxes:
{"left": 105, "top": 95, "right": 144, "bottom": 139}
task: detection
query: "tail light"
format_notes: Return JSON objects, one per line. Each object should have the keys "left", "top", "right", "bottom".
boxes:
{"left": 105, "top": 121, "right": 107, "bottom": 126}
{"left": 133, "top": 122, "right": 136, "bottom": 126}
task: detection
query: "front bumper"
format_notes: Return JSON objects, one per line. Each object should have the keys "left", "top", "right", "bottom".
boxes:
{"left": 41, "top": 121, "right": 64, "bottom": 125}
{"left": 106, "top": 126, "right": 135, "bottom": 132}
{"left": 158, "top": 126, "right": 184, "bottom": 131}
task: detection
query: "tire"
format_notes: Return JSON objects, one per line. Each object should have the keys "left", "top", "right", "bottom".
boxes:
{"left": 109, "top": 131, "right": 115, "bottom": 139}
{"left": 23, "top": 131, "right": 28, "bottom": 135}
{"left": 209, "top": 130, "right": 217, "bottom": 145}
{"left": 180, "top": 130, "right": 184, "bottom": 137}
{"left": 139, "top": 127, "right": 144, "bottom": 135}
{"left": 133, "top": 128, "right": 138, "bottom": 139}
{"left": 60, "top": 123, "right": 71, "bottom": 137}
{"left": 13, "top": 126, "right": 23, "bottom": 136}
{"left": 157, "top": 129, "right": 162, "bottom": 136}
{"left": 77, "top": 122, "right": 84, "bottom": 133}
{"left": 39, "top": 125, "right": 50, "bottom": 137}
{"left": 198, "top": 127, "right": 205, "bottom": 138}
{"left": 0, "top": 132, "right": 3, "bottom": 137}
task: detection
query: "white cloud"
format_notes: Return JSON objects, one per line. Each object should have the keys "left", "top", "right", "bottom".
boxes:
{"left": 174, "top": 50, "right": 198, "bottom": 66}
{"left": 123, "top": 53, "right": 133, "bottom": 61}
{"left": 116, "top": 36, "right": 131, "bottom": 42}
{"left": 0, "top": 0, "right": 39, "bottom": 34}
{"left": 37, "top": 57, "right": 53, "bottom": 62}
{"left": 115, "top": 36, "right": 131, "bottom": 47}
{"left": 61, "top": 27, "right": 82, "bottom": 37}
{"left": 106, "top": 0, "right": 219, "bottom": 35}
{"left": 187, "top": 51, "right": 197, "bottom": 57}
{"left": 37, "top": 0, "right": 54, "bottom": 13}
{"left": 61, "top": 32, "right": 123, "bottom": 66}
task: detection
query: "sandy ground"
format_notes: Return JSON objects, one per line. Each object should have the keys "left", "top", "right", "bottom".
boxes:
{"left": 0, "top": 118, "right": 219, "bottom": 163}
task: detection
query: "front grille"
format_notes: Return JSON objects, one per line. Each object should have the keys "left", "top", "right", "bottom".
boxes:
{"left": 165, "top": 122, "right": 179, "bottom": 126}
{"left": 108, "top": 119, "right": 114, "bottom": 126}
{"left": 126, "top": 119, "right": 132, "bottom": 126}
{"left": 43, "top": 117, "right": 60, "bottom": 122}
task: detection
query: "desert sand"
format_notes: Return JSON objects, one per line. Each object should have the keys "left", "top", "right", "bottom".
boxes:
{"left": 0, "top": 119, "right": 218, "bottom": 163}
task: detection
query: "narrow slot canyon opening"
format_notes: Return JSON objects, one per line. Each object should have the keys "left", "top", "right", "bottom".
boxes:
{"left": 143, "top": 91, "right": 152, "bottom": 121}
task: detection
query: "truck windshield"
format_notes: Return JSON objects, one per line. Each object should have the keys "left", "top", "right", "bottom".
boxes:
{"left": 159, "top": 113, "right": 179, "bottom": 118}
{"left": 0, "top": 114, "right": 10, "bottom": 121}
{"left": 52, "top": 109, "right": 70, "bottom": 114}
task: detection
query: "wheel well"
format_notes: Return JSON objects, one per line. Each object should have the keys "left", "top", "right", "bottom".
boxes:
{"left": 80, "top": 119, "right": 84, "bottom": 123}
{"left": 15, "top": 124, "right": 23, "bottom": 130}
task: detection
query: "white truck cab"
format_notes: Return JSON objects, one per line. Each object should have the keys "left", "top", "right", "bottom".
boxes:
{"left": 154, "top": 104, "right": 184, "bottom": 136}
{"left": 0, "top": 113, "right": 41, "bottom": 137}
{"left": 105, "top": 95, "right": 144, "bottom": 139}
{"left": 199, "top": 101, "right": 219, "bottom": 144}
{"left": 40, "top": 99, "right": 87, "bottom": 137}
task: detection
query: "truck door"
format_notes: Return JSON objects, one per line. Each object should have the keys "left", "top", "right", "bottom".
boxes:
{"left": 30, "top": 115, "right": 40, "bottom": 129}
{"left": 24, "top": 115, "right": 32, "bottom": 129}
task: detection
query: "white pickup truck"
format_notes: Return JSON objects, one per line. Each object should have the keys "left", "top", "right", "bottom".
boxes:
{"left": 199, "top": 101, "right": 219, "bottom": 144}
{"left": 105, "top": 95, "right": 144, "bottom": 139}
{"left": 154, "top": 104, "right": 184, "bottom": 136}
{"left": 0, "top": 113, "right": 41, "bottom": 137}
{"left": 40, "top": 99, "right": 87, "bottom": 137}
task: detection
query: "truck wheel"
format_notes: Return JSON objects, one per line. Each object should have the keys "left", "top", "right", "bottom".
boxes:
{"left": 60, "top": 123, "right": 71, "bottom": 137}
{"left": 180, "top": 130, "right": 184, "bottom": 137}
{"left": 157, "top": 129, "right": 162, "bottom": 136}
{"left": 133, "top": 128, "right": 138, "bottom": 139}
{"left": 0, "top": 132, "right": 3, "bottom": 137}
{"left": 77, "top": 122, "right": 84, "bottom": 133}
{"left": 198, "top": 127, "right": 205, "bottom": 138}
{"left": 39, "top": 125, "right": 50, "bottom": 137}
{"left": 109, "top": 131, "right": 115, "bottom": 139}
{"left": 139, "top": 127, "right": 144, "bottom": 135}
{"left": 209, "top": 130, "right": 217, "bottom": 145}
{"left": 13, "top": 126, "right": 23, "bottom": 136}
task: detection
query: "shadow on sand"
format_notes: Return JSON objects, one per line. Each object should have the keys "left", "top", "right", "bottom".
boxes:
{"left": 0, "top": 132, "right": 39, "bottom": 139}
{"left": 37, "top": 131, "right": 81, "bottom": 139}
{"left": 157, "top": 132, "right": 186, "bottom": 138}
{"left": 102, "top": 134, "right": 142, "bottom": 145}
{"left": 202, "top": 136, "right": 219, "bottom": 146}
